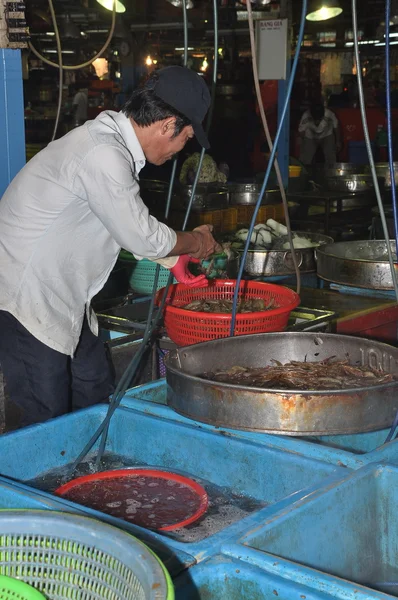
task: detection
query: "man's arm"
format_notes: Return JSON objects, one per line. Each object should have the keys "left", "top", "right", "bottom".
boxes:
{"left": 75, "top": 145, "right": 219, "bottom": 261}
{"left": 298, "top": 111, "right": 310, "bottom": 137}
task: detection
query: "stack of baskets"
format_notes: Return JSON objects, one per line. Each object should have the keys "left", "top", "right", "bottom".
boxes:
{"left": 0, "top": 510, "right": 174, "bottom": 600}
{"left": 118, "top": 250, "right": 176, "bottom": 295}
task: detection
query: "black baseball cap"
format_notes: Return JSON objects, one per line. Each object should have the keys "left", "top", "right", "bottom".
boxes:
{"left": 153, "top": 66, "right": 211, "bottom": 149}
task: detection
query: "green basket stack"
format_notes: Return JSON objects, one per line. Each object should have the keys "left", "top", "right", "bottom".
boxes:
{"left": 119, "top": 250, "right": 176, "bottom": 295}
{"left": 0, "top": 576, "right": 45, "bottom": 600}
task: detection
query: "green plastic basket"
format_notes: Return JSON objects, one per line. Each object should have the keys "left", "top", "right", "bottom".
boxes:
{"left": 119, "top": 251, "right": 176, "bottom": 295}
{"left": 0, "top": 576, "right": 45, "bottom": 600}
{"left": 0, "top": 510, "right": 173, "bottom": 600}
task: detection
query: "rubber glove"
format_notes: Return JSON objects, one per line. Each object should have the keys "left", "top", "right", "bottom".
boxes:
{"left": 170, "top": 255, "right": 209, "bottom": 288}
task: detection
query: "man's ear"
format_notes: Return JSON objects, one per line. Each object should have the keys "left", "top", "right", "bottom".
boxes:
{"left": 160, "top": 117, "right": 177, "bottom": 137}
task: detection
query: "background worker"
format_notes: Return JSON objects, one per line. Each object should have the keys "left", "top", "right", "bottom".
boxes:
{"left": 71, "top": 81, "right": 89, "bottom": 127}
{"left": 0, "top": 66, "right": 220, "bottom": 427}
{"left": 298, "top": 102, "right": 342, "bottom": 166}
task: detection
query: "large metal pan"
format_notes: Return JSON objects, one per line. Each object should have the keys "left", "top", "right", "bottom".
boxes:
{"left": 366, "top": 163, "right": 398, "bottom": 188}
{"left": 316, "top": 240, "right": 398, "bottom": 290}
{"left": 324, "top": 174, "right": 383, "bottom": 193}
{"left": 228, "top": 184, "right": 281, "bottom": 206}
{"left": 165, "top": 332, "right": 398, "bottom": 435}
{"left": 322, "top": 163, "right": 367, "bottom": 178}
{"left": 242, "top": 231, "right": 333, "bottom": 277}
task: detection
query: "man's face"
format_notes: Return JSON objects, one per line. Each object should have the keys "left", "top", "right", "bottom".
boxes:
{"left": 147, "top": 121, "right": 194, "bottom": 165}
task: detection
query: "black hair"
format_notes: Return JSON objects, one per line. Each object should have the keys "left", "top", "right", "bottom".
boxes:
{"left": 310, "top": 102, "right": 325, "bottom": 121}
{"left": 122, "top": 71, "right": 191, "bottom": 138}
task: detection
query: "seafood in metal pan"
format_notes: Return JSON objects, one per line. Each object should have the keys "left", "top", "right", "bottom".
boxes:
{"left": 201, "top": 358, "right": 396, "bottom": 390}
{"left": 182, "top": 298, "right": 275, "bottom": 314}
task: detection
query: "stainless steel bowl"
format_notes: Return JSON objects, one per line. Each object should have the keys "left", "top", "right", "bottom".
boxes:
{"left": 316, "top": 239, "right": 398, "bottom": 290}
{"left": 178, "top": 183, "right": 229, "bottom": 212}
{"left": 229, "top": 184, "right": 281, "bottom": 206}
{"left": 324, "top": 174, "right": 383, "bottom": 193}
{"left": 242, "top": 231, "right": 334, "bottom": 276}
{"left": 367, "top": 163, "right": 398, "bottom": 188}
{"left": 322, "top": 163, "right": 367, "bottom": 178}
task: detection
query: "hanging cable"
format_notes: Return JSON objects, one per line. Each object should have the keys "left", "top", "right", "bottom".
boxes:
{"left": 47, "top": 0, "right": 63, "bottom": 141}
{"left": 230, "top": 0, "right": 307, "bottom": 336}
{"left": 92, "top": 1, "right": 192, "bottom": 468}
{"left": 383, "top": 0, "right": 398, "bottom": 445}
{"left": 352, "top": 0, "right": 398, "bottom": 301}
{"left": 28, "top": 1, "right": 116, "bottom": 70}
{"left": 385, "top": 0, "right": 398, "bottom": 259}
{"left": 246, "top": 0, "right": 300, "bottom": 296}
{"left": 182, "top": 0, "right": 188, "bottom": 67}
{"left": 74, "top": 0, "right": 219, "bottom": 471}
{"left": 205, "top": 0, "right": 218, "bottom": 136}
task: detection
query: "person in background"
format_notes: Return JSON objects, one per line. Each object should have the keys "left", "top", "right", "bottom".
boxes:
{"left": 71, "top": 82, "right": 89, "bottom": 127}
{"left": 298, "top": 102, "right": 342, "bottom": 166}
{"left": 179, "top": 152, "right": 229, "bottom": 184}
{"left": 0, "top": 66, "right": 220, "bottom": 428}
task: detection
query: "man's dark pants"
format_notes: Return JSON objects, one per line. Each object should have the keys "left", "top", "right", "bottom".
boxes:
{"left": 0, "top": 311, "right": 115, "bottom": 427}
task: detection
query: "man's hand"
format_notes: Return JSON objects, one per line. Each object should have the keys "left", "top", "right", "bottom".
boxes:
{"left": 168, "top": 225, "right": 222, "bottom": 260}
{"left": 190, "top": 225, "right": 223, "bottom": 260}
{"left": 170, "top": 255, "right": 209, "bottom": 287}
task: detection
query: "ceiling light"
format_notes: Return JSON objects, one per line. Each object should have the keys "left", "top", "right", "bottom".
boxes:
{"left": 306, "top": 0, "right": 342, "bottom": 21}
{"left": 46, "top": 31, "right": 55, "bottom": 36}
{"left": 166, "top": 0, "right": 194, "bottom": 9}
{"left": 175, "top": 46, "right": 194, "bottom": 50}
{"left": 375, "top": 40, "right": 398, "bottom": 46}
{"left": 43, "top": 49, "right": 75, "bottom": 54}
{"left": 96, "top": 0, "right": 126, "bottom": 14}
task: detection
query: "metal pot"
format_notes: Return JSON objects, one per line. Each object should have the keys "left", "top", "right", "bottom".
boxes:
{"left": 322, "top": 163, "right": 367, "bottom": 178}
{"left": 139, "top": 180, "right": 168, "bottom": 208}
{"left": 165, "top": 332, "right": 398, "bottom": 435}
{"left": 316, "top": 240, "right": 398, "bottom": 290}
{"left": 229, "top": 184, "right": 281, "bottom": 206}
{"left": 324, "top": 174, "right": 382, "bottom": 193}
{"left": 241, "top": 232, "right": 334, "bottom": 277}
{"left": 178, "top": 183, "right": 229, "bottom": 212}
{"left": 367, "top": 163, "right": 398, "bottom": 188}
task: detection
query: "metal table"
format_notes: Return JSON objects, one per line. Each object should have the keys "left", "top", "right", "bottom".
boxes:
{"left": 287, "top": 190, "right": 375, "bottom": 235}
{"left": 294, "top": 286, "right": 398, "bottom": 344}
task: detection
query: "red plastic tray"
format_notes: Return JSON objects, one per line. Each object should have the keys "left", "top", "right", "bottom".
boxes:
{"left": 55, "top": 468, "right": 209, "bottom": 531}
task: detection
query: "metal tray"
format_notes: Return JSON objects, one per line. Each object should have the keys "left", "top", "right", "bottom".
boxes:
{"left": 165, "top": 333, "right": 398, "bottom": 436}
{"left": 316, "top": 240, "right": 398, "bottom": 290}
{"left": 242, "top": 232, "right": 333, "bottom": 277}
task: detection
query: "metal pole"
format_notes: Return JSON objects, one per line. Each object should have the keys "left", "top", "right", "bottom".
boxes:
{"left": 0, "top": 49, "right": 25, "bottom": 197}
{"left": 277, "top": 0, "right": 291, "bottom": 189}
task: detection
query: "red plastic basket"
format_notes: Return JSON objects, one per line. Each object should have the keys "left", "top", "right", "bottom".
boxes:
{"left": 156, "top": 280, "right": 300, "bottom": 346}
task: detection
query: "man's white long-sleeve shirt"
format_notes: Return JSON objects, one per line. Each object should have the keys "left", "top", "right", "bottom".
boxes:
{"left": 0, "top": 110, "right": 176, "bottom": 356}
